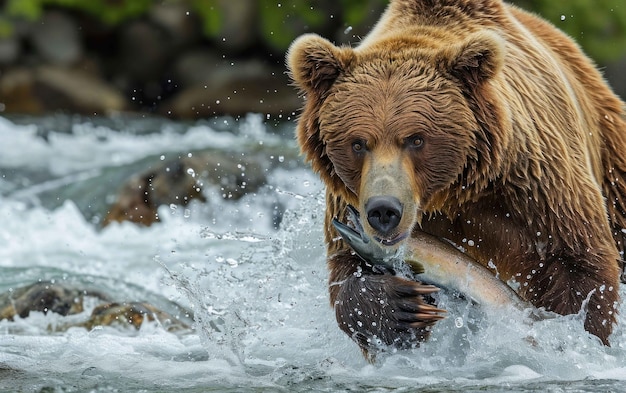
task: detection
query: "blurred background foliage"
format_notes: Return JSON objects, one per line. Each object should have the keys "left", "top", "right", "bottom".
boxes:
{"left": 0, "top": 0, "right": 624, "bottom": 117}
{"left": 2, "top": 0, "right": 152, "bottom": 28}
{"left": 1, "top": 0, "right": 625, "bottom": 62}
{"left": 513, "top": 0, "right": 626, "bottom": 62}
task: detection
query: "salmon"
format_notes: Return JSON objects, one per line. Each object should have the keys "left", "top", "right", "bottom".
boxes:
{"left": 333, "top": 205, "right": 530, "bottom": 311}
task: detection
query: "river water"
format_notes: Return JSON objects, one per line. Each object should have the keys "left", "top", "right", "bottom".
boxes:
{"left": 0, "top": 114, "right": 625, "bottom": 392}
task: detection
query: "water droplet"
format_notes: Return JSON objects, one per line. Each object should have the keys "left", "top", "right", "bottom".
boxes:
{"left": 560, "top": 15, "right": 566, "bottom": 21}
{"left": 344, "top": 26, "right": 353, "bottom": 34}
{"left": 454, "top": 317, "right": 464, "bottom": 328}
{"left": 187, "top": 168, "right": 196, "bottom": 177}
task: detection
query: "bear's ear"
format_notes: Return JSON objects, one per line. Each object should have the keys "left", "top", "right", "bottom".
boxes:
{"left": 287, "top": 34, "right": 353, "bottom": 97}
{"left": 441, "top": 31, "right": 505, "bottom": 85}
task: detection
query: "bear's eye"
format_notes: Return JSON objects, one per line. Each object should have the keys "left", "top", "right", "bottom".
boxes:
{"left": 407, "top": 135, "right": 424, "bottom": 149}
{"left": 352, "top": 140, "right": 366, "bottom": 153}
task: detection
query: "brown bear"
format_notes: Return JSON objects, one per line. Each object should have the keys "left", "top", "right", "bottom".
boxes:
{"left": 287, "top": 0, "right": 626, "bottom": 359}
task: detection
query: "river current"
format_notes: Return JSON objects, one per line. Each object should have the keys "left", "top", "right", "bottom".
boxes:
{"left": 0, "top": 114, "right": 625, "bottom": 392}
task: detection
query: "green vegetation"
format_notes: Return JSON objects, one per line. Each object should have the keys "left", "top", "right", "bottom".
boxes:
{"left": 0, "top": 0, "right": 152, "bottom": 39}
{"left": 257, "top": 1, "right": 326, "bottom": 50}
{"left": 189, "top": 0, "right": 221, "bottom": 37}
{"left": 512, "top": 0, "right": 626, "bottom": 61}
{"left": 4, "top": 0, "right": 152, "bottom": 25}
{"left": 1, "top": 0, "right": 625, "bottom": 62}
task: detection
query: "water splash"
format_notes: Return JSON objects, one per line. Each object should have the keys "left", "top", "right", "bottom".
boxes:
{"left": 0, "top": 115, "right": 625, "bottom": 391}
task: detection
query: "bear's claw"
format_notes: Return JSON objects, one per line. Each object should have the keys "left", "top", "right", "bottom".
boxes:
{"left": 334, "top": 272, "right": 446, "bottom": 356}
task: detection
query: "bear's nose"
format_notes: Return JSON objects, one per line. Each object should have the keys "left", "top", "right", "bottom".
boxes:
{"left": 365, "top": 196, "right": 403, "bottom": 235}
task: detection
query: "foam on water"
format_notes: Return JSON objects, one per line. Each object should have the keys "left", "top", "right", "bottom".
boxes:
{"left": 1, "top": 116, "right": 626, "bottom": 391}
{"left": 0, "top": 115, "right": 283, "bottom": 176}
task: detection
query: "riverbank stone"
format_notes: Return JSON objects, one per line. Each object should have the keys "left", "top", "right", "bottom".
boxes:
{"left": 29, "top": 11, "right": 83, "bottom": 66}
{"left": 0, "top": 66, "right": 126, "bottom": 115}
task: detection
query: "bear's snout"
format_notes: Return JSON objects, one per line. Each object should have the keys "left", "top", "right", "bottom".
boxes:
{"left": 365, "top": 196, "right": 403, "bottom": 235}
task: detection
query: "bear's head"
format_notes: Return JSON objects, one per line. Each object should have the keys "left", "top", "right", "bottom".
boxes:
{"left": 287, "top": 31, "right": 506, "bottom": 247}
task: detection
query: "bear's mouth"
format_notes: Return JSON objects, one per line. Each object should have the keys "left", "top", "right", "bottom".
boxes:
{"left": 374, "top": 232, "right": 409, "bottom": 246}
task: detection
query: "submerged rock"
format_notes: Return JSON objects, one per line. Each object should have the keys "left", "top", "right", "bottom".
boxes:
{"left": 102, "top": 157, "right": 207, "bottom": 227}
{"left": 0, "top": 282, "right": 107, "bottom": 320}
{"left": 0, "top": 282, "right": 192, "bottom": 333}
{"left": 103, "top": 148, "right": 287, "bottom": 227}
{"left": 82, "top": 302, "right": 189, "bottom": 332}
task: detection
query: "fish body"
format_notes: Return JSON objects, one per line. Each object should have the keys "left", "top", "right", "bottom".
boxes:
{"left": 404, "top": 231, "right": 528, "bottom": 310}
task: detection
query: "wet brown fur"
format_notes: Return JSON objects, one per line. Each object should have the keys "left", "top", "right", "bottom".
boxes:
{"left": 287, "top": 0, "right": 625, "bottom": 356}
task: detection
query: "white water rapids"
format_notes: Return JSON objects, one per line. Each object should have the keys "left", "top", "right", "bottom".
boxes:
{"left": 0, "top": 115, "right": 625, "bottom": 392}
